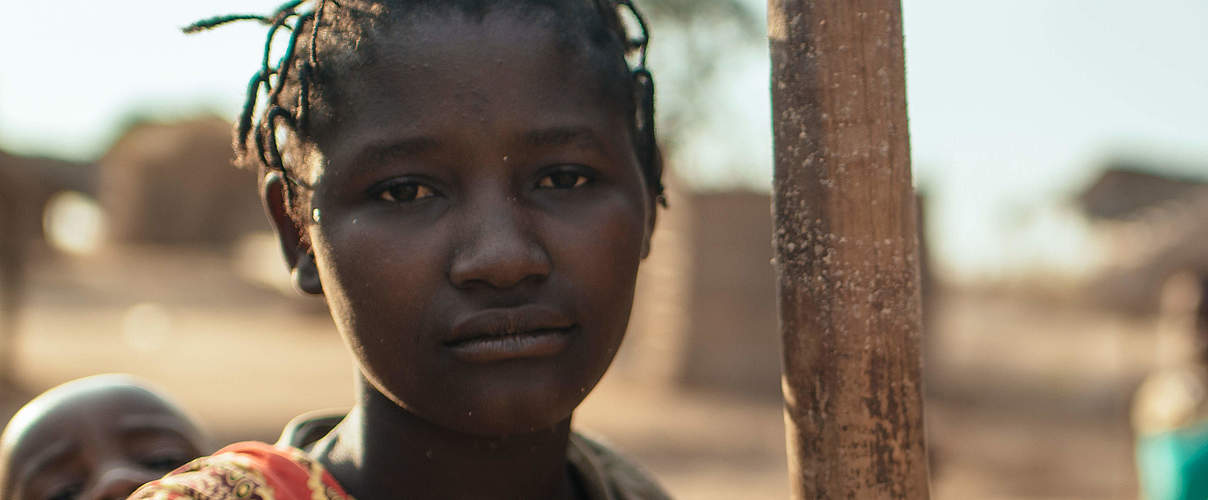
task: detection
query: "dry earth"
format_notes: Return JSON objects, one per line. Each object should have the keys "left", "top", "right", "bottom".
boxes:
{"left": 0, "top": 248, "right": 1158, "bottom": 499}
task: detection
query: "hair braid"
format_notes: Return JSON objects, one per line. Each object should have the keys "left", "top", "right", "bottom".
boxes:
{"left": 612, "top": 0, "right": 664, "bottom": 206}
{"left": 183, "top": 14, "right": 275, "bottom": 33}
{"left": 583, "top": 0, "right": 662, "bottom": 205}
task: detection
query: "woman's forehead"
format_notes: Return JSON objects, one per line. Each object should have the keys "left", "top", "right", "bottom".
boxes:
{"left": 355, "top": 8, "right": 616, "bottom": 98}
{"left": 310, "top": 9, "right": 632, "bottom": 170}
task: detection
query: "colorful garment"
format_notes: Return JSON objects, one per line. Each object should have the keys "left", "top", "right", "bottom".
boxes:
{"left": 1136, "top": 421, "right": 1208, "bottom": 500}
{"left": 566, "top": 430, "right": 672, "bottom": 500}
{"left": 131, "top": 412, "right": 669, "bottom": 500}
{"left": 127, "top": 442, "right": 352, "bottom": 500}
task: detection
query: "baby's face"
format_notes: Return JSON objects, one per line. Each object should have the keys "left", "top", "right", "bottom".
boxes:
{"left": 297, "top": 8, "right": 652, "bottom": 435}
{"left": 1, "top": 386, "right": 203, "bottom": 500}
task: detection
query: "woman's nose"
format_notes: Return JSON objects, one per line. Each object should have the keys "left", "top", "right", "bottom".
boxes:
{"left": 449, "top": 204, "right": 551, "bottom": 289}
{"left": 84, "top": 463, "right": 161, "bottom": 500}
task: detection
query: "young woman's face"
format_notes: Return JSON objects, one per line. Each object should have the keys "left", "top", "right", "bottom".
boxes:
{"left": 293, "top": 9, "right": 652, "bottom": 435}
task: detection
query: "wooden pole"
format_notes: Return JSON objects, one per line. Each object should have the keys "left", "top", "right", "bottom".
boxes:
{"left": 768, "top": 1, "right": 930, "bottom": 499}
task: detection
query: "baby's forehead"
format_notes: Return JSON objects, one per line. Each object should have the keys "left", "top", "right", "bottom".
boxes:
{"left": 0, "top": 382, "right": 201, "bottom": 497}
{"left": 3, "top": 383, "right": 197, "bottom": 460}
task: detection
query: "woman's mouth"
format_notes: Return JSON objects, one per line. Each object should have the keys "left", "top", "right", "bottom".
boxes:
{"left": 445, "top": 306, "right": 576, "bottom": 363}
{"left": 444, "top": 328, "right": 575, "bottom": 363}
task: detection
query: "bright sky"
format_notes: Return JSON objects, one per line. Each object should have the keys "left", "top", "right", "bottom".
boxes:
{"left": 1, "top": 1, "right": 1206, "bottom": 278}
{"left": 900, "top": 0, "right": 1208, "bottom": 279}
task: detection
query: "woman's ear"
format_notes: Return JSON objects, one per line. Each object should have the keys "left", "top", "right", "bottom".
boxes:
{"left": 291, "top": 251, "right": 324, "bottom": 295}
{"left": 262, "top": 171, "right": 323, "bottom": 295}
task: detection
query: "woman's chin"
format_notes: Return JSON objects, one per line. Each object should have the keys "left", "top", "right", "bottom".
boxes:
{"left": 427, "top": 394, "right": 580, "bottom": 438}
{"left": 364, "top": 355, "right": 602, "bottom": 437}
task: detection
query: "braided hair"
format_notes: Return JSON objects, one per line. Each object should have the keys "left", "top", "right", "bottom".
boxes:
{"left": 185, "top": 0, "right": 665, "bottom": 219}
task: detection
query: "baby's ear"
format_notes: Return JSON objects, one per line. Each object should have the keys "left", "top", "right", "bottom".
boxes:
{"left": 262, "top": 172, "right": 323, "bottom": 295}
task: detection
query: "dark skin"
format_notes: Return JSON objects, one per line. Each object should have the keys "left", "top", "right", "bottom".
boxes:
{"left": 264, "top": 8, "right": 654, "bottom": 500}
{"left": 0, "top": 376, "right": 205, "bottom": 500}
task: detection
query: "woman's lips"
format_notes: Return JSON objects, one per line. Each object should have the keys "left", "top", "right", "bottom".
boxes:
{"left": 445, "top": 328, "right": 574, "bottom": 363}
{"left": 445, "top": 306, "right": 575, "bottom": 363}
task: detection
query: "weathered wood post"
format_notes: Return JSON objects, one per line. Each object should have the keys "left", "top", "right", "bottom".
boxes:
{"left": 768, "top": 1, "right": 930, "bottom": 499}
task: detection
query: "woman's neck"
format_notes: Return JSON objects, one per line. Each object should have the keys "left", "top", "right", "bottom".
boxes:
{"left": 312, "top": 379, "right": 579, "bottom": 500}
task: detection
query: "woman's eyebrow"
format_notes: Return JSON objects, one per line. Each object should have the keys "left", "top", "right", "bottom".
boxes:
{"left": 349, "top": 136, "right": 441, "bottom": 168}
{"left": 523, "top": 126, "right": 604, "bottom": 150}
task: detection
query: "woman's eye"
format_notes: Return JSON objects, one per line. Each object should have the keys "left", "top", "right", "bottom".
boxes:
{"left": 538, "top": 171, "right": 590, "bottom": 189}
{"left": 376, "top": 182, "right": 436, "bottom": 203}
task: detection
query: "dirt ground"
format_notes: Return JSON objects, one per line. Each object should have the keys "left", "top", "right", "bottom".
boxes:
{"left": 0, "top": 247, "right": 1158, "bottom": 499}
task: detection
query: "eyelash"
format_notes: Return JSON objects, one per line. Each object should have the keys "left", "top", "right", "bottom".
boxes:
{"left": 371, "top": 180, "right": 439, "bottom": 203}
{"left": 537, "top": 168, "right": 592, "bottom": 190}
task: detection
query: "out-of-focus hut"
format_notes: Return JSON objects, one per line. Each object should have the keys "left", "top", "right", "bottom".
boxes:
{"left": 1076, "top": 165, "right": 1208, "bottom": 313}
{"left": 0, "top": 151, "right": 95, "bottom": 383}
{"left": 0, "top": 152, "right": 96, "bottom": 246}
{"left": 99, "top": 116, "right": 266, "bottom": 247}
{"left": 616, "top": 186, "right": 782, "bottom": 398}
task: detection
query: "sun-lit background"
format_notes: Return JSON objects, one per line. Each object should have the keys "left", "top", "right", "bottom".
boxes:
{"left": 0, "top": 1, "right": 1206, "bottom": 499}
{"left": 4, "top": 1, "right": 1206, "bottom": 278}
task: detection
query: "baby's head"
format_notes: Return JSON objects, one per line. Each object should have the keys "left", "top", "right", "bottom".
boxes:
{"left": 193, "top": 0, "right": 664, "bottom": 437}
{"left": 0, "top": 375, "right": 205, "bottom": 500}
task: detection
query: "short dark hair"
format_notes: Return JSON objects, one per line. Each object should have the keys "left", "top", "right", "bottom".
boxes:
{"left": 186, "top": 0, "right": 664, "bottom": 218}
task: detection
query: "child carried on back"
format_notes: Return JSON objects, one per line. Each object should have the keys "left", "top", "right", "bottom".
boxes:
{"left": 0, "top": 375, "right": 206, "bottom": 500}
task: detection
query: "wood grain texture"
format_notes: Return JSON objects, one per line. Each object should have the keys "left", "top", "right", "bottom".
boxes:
{"left": 768, "top": 1, "right": 931, "bottom": 498}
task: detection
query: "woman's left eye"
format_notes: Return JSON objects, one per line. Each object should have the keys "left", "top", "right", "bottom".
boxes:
{"left": 374, "top": 181, "right": 437, "bottom": 203}
{"left": 537, "top": 171, "right": 590, "bottom": 189}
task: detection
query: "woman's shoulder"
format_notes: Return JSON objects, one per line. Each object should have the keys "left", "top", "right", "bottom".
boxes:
{"left": 569, "top": 431, "right": 672, "bottom": 500}
{"left": 165, "top": 415, "right": 669, "bottom": 500}
{"left": 129, "top": 441, "right": 354, "bottom": 500}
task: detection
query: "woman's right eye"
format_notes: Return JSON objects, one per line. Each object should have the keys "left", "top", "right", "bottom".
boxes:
{"left": 374, "top": 181, "right": 437, "bottom": 203}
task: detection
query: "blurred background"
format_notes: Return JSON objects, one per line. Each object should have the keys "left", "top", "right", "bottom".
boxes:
{"left": 1, "top": 1, "right": 1207, "bottom": 498}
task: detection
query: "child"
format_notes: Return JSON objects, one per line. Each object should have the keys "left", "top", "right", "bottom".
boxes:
{"left": 0, "top": 374, "right": 206, "bottom": 500}
{"left": 132, "top": 0, "right": 668, "bottom": 498}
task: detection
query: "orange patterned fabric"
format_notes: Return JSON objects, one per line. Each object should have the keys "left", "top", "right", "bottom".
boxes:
{"left": 128, "top": 442, "right": 354, "bottom": 500}
{"left": 131, "top": 432, "right": 668, "bottom": 500}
